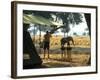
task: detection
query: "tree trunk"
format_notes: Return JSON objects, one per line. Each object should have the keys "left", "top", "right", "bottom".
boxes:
{"left": 33, "top": 25, "right": 35, "bottom": 43}
{"left": 50, "top": 26, "right": 63, "bottom": 34}
{"left": 64, "top": 32, "right": 65, "bottom": 37}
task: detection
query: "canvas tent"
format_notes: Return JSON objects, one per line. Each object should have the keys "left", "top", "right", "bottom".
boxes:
{"left": 23, "top": 14, "right": 63, "bottom": 26}
{"left": 23, "top": 14, "right": 63, "bottom": 69}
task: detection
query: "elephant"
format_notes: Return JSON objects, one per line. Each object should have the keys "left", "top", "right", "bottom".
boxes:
{"left": 60, "top": 36, "right": 75, "bottom": 60}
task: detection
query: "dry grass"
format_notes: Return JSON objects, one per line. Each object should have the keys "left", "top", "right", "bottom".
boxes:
{"left": 33, "top": 35, "right": 90, "bottom": 48}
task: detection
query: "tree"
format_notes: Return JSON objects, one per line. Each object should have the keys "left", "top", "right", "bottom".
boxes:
{"left": 50, "top": 12, "right": 83, "bottom": 34}
{"left": 85, "top": 28, "right": 89, "bottom": 31}
{"left": 61, "top": 23, "right": 70, "bottom": 37}
{"left": 49, "top": 13, "right": 83, "bottom": 35}
{"left": 83, "top": 32, "right": 86, "bottom": 36}
{"left": 73, "top": 32, "right": 78, "bottom": 36}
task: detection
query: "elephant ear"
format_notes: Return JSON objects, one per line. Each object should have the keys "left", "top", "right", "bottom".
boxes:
{"left": 67, "top": 36, "right": 74, "bottom": 45}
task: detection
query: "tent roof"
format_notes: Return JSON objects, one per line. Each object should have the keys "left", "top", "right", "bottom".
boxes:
{"left": 23, "top": 14, "right": 63, "bottom": 26}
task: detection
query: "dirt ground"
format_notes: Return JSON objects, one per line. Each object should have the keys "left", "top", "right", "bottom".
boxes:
{"left": 38, "top": 47, "right": 90, "bottom": 68}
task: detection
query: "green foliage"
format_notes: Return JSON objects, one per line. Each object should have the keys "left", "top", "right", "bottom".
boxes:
{"left": 72, "top": 13, "right": 83, "bottom": 25}
{"left": 73, "top": 32, "right": 78, "bottom": 36}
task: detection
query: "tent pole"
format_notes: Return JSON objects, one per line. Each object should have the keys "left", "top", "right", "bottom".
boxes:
{"left": 39, "top": 25, "right": 42, "bottom": 54}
